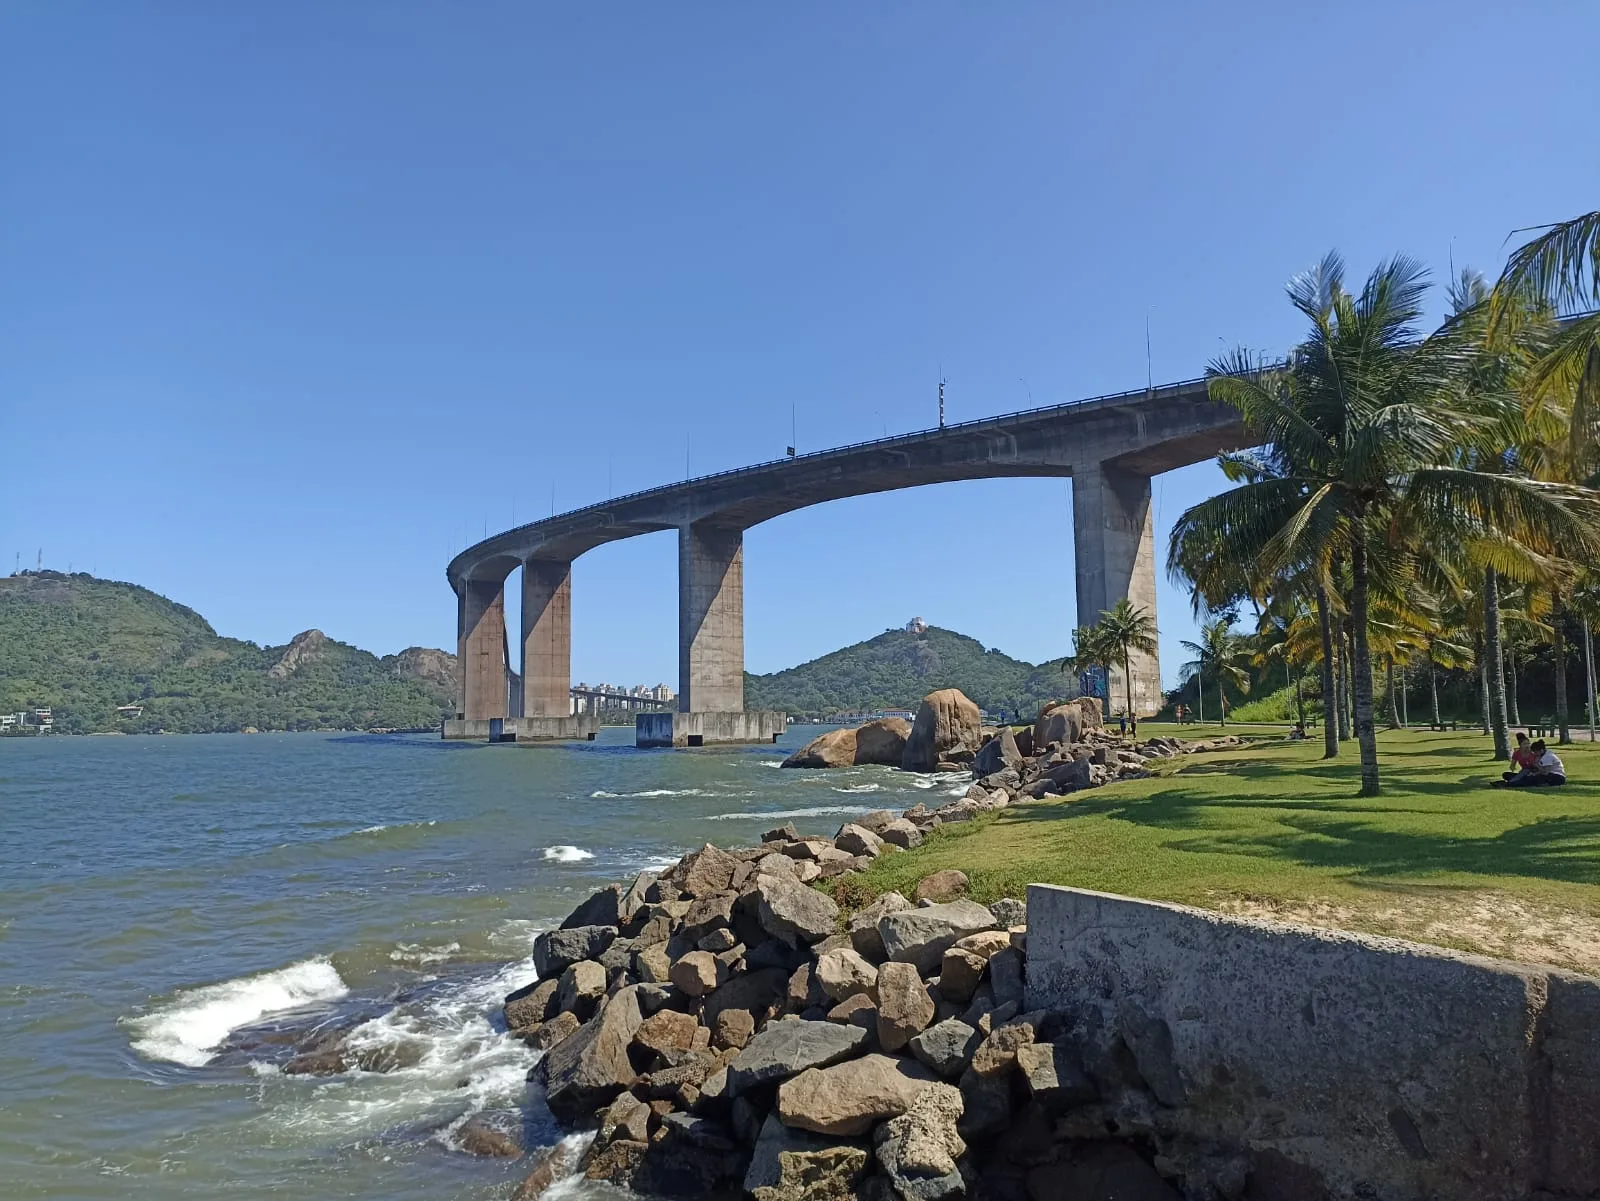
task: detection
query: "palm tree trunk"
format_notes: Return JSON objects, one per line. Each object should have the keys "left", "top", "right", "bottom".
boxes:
{"left": 1294, "top": 673, "right": 1305, "bottom": 729}
{"left": 1316, "top": 584, "right": 1338, "bottom": 760}
{"left": 1554, "top": 596, "right": 1571, "bottom": 745}
{"left": 1400, "top": 661, "right": 1408, "bottom": 728}
{"left": 1342, "top": 620, "right": 1356, "bottom": 741}
{"left": 1585, "top": 619, "right": 1596, "bottom": 743}
{"left": 1350, "top": 536, "right": 1381, "bottom": 795}
{"left": 1430, "top": 657, "right": 1440, "bottom": 726}
{"left": 1477, "top": 633, "right": 1491, "bottom": 735}
{"left": 1508, "top": 652, "right": 1522, "bottom": 727}
{"left": 1484, "top": 567, "right": 1510, "bottom": 761}
{"left": 1385, "top": 655, "right": 1399, "bottom": 729}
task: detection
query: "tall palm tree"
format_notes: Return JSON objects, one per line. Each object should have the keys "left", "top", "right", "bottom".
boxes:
{"left": 1174, "top": 253, "right": 1600, "bottom": 793}
{"left": 1093, "top": 599, "right": 1159, "bottom": 727}
{"left": 1179, "top": 619, "right": 1253, "bottom": 726}
{"left": 1062, "top": 623, "right": 1115, "bottom": 716}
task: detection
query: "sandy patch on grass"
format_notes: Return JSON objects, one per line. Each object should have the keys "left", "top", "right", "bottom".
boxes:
{"left": 1211, "top": 890, "right": 1600, "bottom": 976}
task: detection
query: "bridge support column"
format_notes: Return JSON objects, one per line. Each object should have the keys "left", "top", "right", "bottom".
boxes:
{"left": 1073, "top": 461, "right": 1160, "bottom": 716}
{"left": 678, "top": 523, "right": 745, "bottom": 713}
{"left": 521, "top": 559, "right": 572, "bottom": 717}
{"left": 457, "top": 576, "right": 509, "bottom": 721}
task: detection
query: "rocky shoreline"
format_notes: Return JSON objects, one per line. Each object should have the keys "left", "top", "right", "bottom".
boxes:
{"left": 497, "top": 689, "right": 1246, "bottom": 1201}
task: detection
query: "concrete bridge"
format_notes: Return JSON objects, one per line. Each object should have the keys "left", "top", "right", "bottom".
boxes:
{"left": 444, "top": 375, "right": 1249, "bottom": 743}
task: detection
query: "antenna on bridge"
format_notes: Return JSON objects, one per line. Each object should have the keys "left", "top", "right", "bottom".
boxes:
{"left": 938, "top": 370, "right": 946, "bottom": 428}
{"left": 787, "top": 403, "right": 796, "bottom": 457}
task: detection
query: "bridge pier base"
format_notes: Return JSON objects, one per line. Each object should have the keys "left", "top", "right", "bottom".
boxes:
{"left": 521, "top": 559, "right": 572, "bottom": 717}
{"left": 679, "top": 523, "right": 745, "bottom": 712}
{"left": 1073, "top": 461, "right": 1160, "bottom": 716}
{"left": 637, "top": 710, "right": 786, "bottom": 748}
{"left": 457, "top": 576, "right": 510, "bottom": 720}
{"left": 443, "top": 715, "right": 601, "bottom": 742}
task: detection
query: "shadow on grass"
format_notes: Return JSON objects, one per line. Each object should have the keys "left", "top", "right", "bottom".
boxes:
{"left": 996, "top": 767, "right": 1600, "bottom": 887}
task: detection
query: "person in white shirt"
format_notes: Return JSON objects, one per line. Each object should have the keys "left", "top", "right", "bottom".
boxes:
{"left": 1498, "top": 740, "right": 1566, "bottom": 788}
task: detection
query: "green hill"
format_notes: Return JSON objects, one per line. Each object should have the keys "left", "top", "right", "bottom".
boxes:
{"left": 0, "top": 572, "right": 457, "bottom": 735}
{"left": 743, "top": 623, "right": 1078, "bottom": 721}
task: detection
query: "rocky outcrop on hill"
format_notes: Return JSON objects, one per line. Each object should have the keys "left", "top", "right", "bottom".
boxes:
{"left": 267, "top": 629, "right": 330, "bottom": 679}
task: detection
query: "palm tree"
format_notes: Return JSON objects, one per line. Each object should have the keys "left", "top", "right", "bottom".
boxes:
{"left": 1174, "top": 252, "right": 1600, "bottom": 793}
{"left": 1179, "top": 619, "right": 1253, "bottom": 726}
{"left": 1062, "top": 623, "right": 1115, "bottom": 716}
{"left": 1092, "top": 599, "right": 1159, "bottom": 728}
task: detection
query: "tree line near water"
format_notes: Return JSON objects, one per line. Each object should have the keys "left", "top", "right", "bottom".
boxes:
{"left": 1072, "top": 209, "right": 1600, "bottom": 795}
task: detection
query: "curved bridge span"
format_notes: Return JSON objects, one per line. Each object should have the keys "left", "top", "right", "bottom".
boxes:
{"left": 446, "top": 375, "right": 1248, "bottom": 734}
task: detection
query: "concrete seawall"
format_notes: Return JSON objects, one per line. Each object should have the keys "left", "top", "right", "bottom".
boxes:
{"left": 1024, "top": 884, "right": 1600, "bottom": 1201}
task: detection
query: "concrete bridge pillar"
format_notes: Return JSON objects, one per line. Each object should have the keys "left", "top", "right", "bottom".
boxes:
{"left": 521, "top": 559, "right": 572, "bottom": 718}
{"left": 678, "top": 523, "right": 744, "bottom": 713}
{"left": 457, "top": 576, "right": 509, "bottom": 720}
{"left": 1073, "top": 461, "right": 1160, "bottom": 716}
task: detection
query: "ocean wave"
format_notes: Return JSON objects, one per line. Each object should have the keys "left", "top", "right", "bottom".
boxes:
{"left": 353, "top": 820, "right": 436, "bottom": 836}
{"left": 126, "top": 958, "right": 349, "bottom": 1067}
{"left": 265, "top": 956, "right": 541, "bottom": 1140}
{"left": 707, "top": 805, "right": 875, "bottom": 821}
{"left": 542, "top": 845, "right": 595, "bottom": 862}
{"left": 760, "top": 761, "right": 784, "bottom": 768}
{"left": 388, "top": 941, "right": 462, "bottom": 966}
{"left": 591, "top": 788, "right": 710, "bottom": 798}
{"left": 831, "top": 783, "right": 882, "bottom": 794}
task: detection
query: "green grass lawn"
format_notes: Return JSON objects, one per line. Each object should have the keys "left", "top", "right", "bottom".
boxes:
{"left": 841, "top": 728, "right": 1600, "bottom": 973}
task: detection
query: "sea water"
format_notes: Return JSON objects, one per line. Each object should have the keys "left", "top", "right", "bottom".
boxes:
{"left": 0, "top": 728, "right": 958, "bottom": 1199}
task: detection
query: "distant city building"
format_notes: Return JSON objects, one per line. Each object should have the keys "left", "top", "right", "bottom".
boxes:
{"left": 115, "top": 704, "right": 144, "bottom": 718}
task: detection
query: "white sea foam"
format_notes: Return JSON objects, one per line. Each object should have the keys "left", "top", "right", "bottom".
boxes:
{"left": 707, "top": 805, "right": 874, "bottom": 821}
{"left": 263, "top": 954, "right": 542, "bottom": 1141}
{"left": 127, "top": 958, "right": 349, "bottom": 1067}
{"left": 831, "top": 783, "right": 882, "bottom": 794}
{"left": 760, "top": 760, "right": 783, "bottom": 768}
{"left": 353, "top": 820, "right": 436, "bottom": 836}
{"left": 542, "top": 845, "right": 595, "bottom": 862}
{"left": 388, "top": 941, "right": 462, "bottom": 966}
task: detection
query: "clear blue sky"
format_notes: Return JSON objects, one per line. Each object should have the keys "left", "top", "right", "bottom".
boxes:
{"left": 4, "top": 4, "right": 1597, "bottom": 689}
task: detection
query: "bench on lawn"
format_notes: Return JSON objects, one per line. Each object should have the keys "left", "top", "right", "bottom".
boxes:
{"left": 1428, "top": 720, "right": 1459, "bottom": 731}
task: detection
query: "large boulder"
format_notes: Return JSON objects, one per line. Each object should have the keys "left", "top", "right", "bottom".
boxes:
{"left": 849, "top": 891, "right": 912, "bottom": 962}
{"left": 879, "top": 819, "right": 923, "bottom": 851}
{"left": 679, "top": 844, "right": 741, "bottom": 899}
{"left": 815, "top": 947, "right": 878, "bottom": 1003}
{"left": 901, "top": 689, "right": 983, "bottom": 772}
{"left": 757, "top": 873, "right": 840, "bottom": 947}
{"left": 701, "top": 966, "right": 789, "bottom": 1030}
{"left": 745, "top": 1113, "right": 870, "bottom": 1201}
{"left": 873, "top": 1081, "right": 966, "bottom": 1201}
{"left": 913, "top": 870, "right": 969, "bottom": 904}
{"left": 778, "top": 1053, "right": 940, "bottom": 1137}
{"left": 533, "top": 925, "right": 617, "bottom": 979}
{"left": 834, "top": 824, "right": 884, "bottom": 858}
{"left": 972, "top": 727, "right": 1023, "bottom": 779}
{"left": 561, "top": 884, "right": 622, "bottom": 930}
{"left": 504, "top": 978, "right": 558, "bottom": 1032}
{"left": 557, "top": 959, "right": 607, "bottom": 1019}
{"left": 877, "top": 961, "right": 936, "bottom": 1052}
{"left": 1032, "top": 697, "right": 1102, "bottom": 749}
{"left": 878, "top": 900, "right": 997, "bottom": 975}
{"left": 725, "top": 1019, "right": 869, "bottom": 1097}
{"left": 782, "top": 727, "right": 859, "bottom": 769}
{"left": 1016, "top": 1041, "right": 1098, "bottom": 1113}
{"left": 909, "top": 1019, "right": 981, "bottom": 1080}
{"left": 541, "top": 985, "right": 645, "bottom": 1122}
{"left": 854, "top": 717, "right": 912, "bottom": 766}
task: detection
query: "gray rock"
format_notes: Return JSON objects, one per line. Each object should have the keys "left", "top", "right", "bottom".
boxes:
{"left": 856, "top": 810, "right": 898, "bottom": 833}
{"left": 679, "top": 890, "right": 738, "bottom": 941}
{"left": 725, "top": 1018, "right": 869, "bottom": 1097}
{"left": 879, "top": 819, "right": 924, "bottom": 851}
{"left": 835, "top": 824, "right": 885, "bottom": 858}
{"left": 598, "top": 936, "right": 642, "bottom": 976}
{"left": 745, "top": 1113, "right": 870, "bottom": 1201}
{"left": 561, "top": 884, "right": 622, "bottom": 931}
{"left": 873, "top": 1081, "right": 966, "bottom": 1201}
{"left": 848, "top": 892, "right": 912, "bottom": 962}
{"left": 761, "top": 822, "right": 801, "bottom": 843}
{"left": 987, "top": 898, "right": 1026, "bottom": 928}
{"left": 1016, "top": 1041, "right": 1097, "bottom": 1112}
{"left": 778, "top": 1053, "right": 940, "bottom": 1137}
{"left": 877, "top": 961, "right": 936, "bottom": 1053}
{"left": 757, "top": 872, "right": 840, "bottom": 947}
{"left": 972, "top": 727, "right": 1022, "bottom": 779}
{"left": 908, "top": 1019, "right": 981, "bottom": 1080}
{"left": 679, "top": 843, "right": 741, "bottom": 899}
{"left": 504, "top": 977, "right": 559, "bottom": 1031}
{"left": 557, "top": 960, "right": 607, "bottom": 1019}
{"left": 988, "top": 946, "right": 1025, "bottom": 1008}
{"left": 700, "top": 966, "right": 789, "bottom": 1031}
{"left": 534, "top": 925, "right": 618, "bottom": 979}
{"left": 957, "top": 1067, "right": 1011, "bottom": 1140}
{"left": 879, "top": 900, "right": 997, "bottom": 975}
{"left": 816, "top": 946, "right": 879, "bottom": 1003}
{"left": 542, "top": 985, "right": 644, "bottom": 1122}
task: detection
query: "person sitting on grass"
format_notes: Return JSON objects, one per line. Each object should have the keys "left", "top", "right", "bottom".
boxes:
{"left": 1495, "top": 739, "right": 1567, "bottom": 788}
{"left": 1501, "top": 732, "right": 1539, "bottom": 783}
{"left": 1289, "top": 722, "right": 1307, "bottom": 741}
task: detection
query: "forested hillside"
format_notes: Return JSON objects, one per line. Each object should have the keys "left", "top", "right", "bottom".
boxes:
{"left": 744, "top": 624, "right": 1076, "bottom": 721}
{"left": 0, "top": 572, "right": 457, "bottom": 734}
